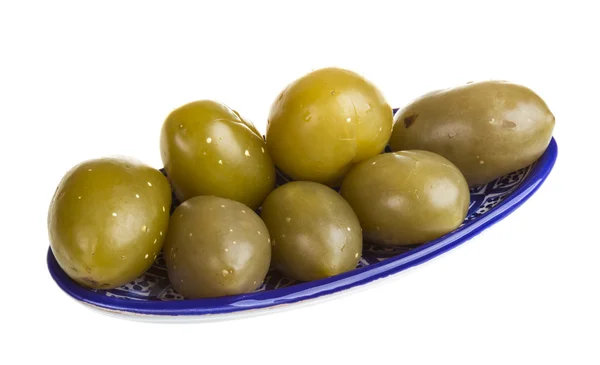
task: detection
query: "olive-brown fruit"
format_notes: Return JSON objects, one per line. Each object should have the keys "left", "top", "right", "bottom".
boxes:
{"left": 388, "top": 81, "right": 555, "bottom": 186}
{"left": 260, "top": 181, "right": 362, "bottom": 281}
{"left": 47, "top": 157, "right": 172, "bottom": 289}
{"left": 160, "top": 100, "right": 275, "bottom": 209}
{"left": 340, "top": 151, "right": 470, "bottom": 246}
{"left": 164, "top": 196, "right": 271, "bottom": 299}
{"left": 266, "top": 67, "right": 393, "bottom": 186}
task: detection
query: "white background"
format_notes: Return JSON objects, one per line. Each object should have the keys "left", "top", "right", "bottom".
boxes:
{"left": 1, "top": 1, "right": 598, "bottom": 364}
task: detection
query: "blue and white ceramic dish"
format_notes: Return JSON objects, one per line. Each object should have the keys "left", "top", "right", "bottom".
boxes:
{"left": 47, "top": 108, "right": 558, "bottom": 319}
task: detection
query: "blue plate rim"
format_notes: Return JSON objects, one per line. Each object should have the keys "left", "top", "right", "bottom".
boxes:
{"left": 46, "top": 134, "right": 558, "bottom": 317}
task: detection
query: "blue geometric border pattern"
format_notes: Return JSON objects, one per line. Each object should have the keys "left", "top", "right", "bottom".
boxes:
{"left": 46, "top": 116, "right": 558, "bottom": 316}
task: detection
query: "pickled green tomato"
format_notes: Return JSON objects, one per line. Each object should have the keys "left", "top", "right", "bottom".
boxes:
{"left": 160, "top": 100, "right": 275, "bottom": 209}
{"left": 260, "top": 181, "right": 362, "bottom": 281}
{"left": 47, "top": 157, "right": 172, "bottom": 289}
{"left": 340, "top": 151, "right": 470, "bottom": 247}
{"left": 388, "top": 81, "right": 555, "bottom": 186}
{"left": 266, "top": 67, "right": 393, "bottom": 186}
{"left": 164, "top": 196, "right": 271, "bottom": 299}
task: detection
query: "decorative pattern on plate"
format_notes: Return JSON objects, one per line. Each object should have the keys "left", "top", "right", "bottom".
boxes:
{"left": 85, "top": 160, "right": 535, "bottom": 301}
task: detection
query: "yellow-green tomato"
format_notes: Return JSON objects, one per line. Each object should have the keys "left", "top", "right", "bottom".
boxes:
{"left": 266, "top": 67, "right": 393, "bottom": 186}
{"left": 47, "top": 157, "right": 172, "bottom": 289}
{"left": 260, "top": 181, "right": 363, "bottom": 281}
{"left": 164, "top": 196, "right": 271, "bottom": 299}
{"left": 389, "top": 81, "right": 555, "bottom": 186}
{"left": 340, "top": 151, "right": 470, "bottom": 246}
{"left": 160, "top": 100, "right": 275, "bottom": 209}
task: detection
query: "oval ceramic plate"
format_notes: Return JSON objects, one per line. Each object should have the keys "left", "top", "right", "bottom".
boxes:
{"left": 47, "top": 108, "right": 558, "bottom": 319}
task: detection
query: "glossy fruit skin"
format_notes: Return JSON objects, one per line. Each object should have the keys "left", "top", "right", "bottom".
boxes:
{"left": 164, "top": 195, "right": 271, "bottom": 299}
{"left": 266, "top": 67, "right": 393, "bottom": 186}
{"left": 160, "top": 100, "right": 275, "bottom": 209}
{"left": 47, "top": 157, "right": 172, "bottom": 289}
{"left": 260, "top": 181, "right": 362, "bottom": 281}
{"left": 388, "top": 81, "right": 555, "bottom": 186}
{"left": 340, "top": 151, "right": 470, "bottom": 247}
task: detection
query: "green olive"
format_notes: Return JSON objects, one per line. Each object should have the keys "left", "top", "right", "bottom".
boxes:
{"left": 266, "top": 67, "right": 393, "bottom": 186}
{"left": 340, "top": 151, "right": 470, "bottom": 246}
{"left": 47, "top": 157, "right": 172, "bottom": 289}
{"left": 160, "top": 100, "right": 275, "bottom": 209}
{"left": 260, "top": 181, "right": 362, "bottom": 281}
{"left": 164, "top": 195, "right": 271, "bottom": 299}
{"left": 388, "top": 81, "right": 555, "bottom": 186}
